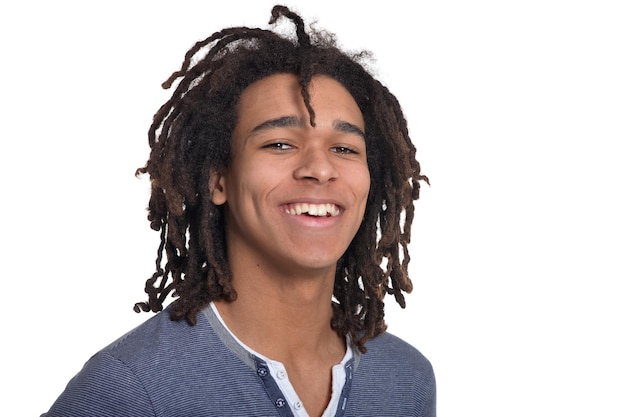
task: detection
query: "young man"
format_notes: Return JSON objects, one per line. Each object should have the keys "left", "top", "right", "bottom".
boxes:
{"left": 43, "top": 6, "right": 435, "bottom": 417}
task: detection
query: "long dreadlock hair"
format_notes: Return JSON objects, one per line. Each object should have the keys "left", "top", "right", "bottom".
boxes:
{"left": 134, "top": 5, "right": 428, "bottom": 353}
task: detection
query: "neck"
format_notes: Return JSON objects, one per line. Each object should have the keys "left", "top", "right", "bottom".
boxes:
{"left": 214, "top": 257, "right": 343, "bottom": 362}
{"left": 215, "top": 246, "right": 348, "bottom": 417}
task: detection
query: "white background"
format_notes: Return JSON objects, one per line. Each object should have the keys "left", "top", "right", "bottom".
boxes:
{"left": 1, "top": 1, "right": 625, "bottom": 416}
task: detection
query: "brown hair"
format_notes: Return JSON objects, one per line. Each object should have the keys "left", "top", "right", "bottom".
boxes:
{"left": 134, "top": 5, "right": 428, "bottom": 353}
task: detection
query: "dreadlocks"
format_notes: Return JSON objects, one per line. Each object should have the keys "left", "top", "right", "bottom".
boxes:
{"left": 134, "top": 5, "right": 428, "bottom": 353}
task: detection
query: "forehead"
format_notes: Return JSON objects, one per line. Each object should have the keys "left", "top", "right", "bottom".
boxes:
{"left": 237, "top": 73, "right": 304, "bottom": 118}
{"left": 234, "top": 73, "right": 364, "bottom": 134}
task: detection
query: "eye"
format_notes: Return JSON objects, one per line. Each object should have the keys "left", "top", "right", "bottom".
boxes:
{"left": 263, "top": 142, "right": 294, "bottom": 151}
{"left": 331, "top": 146, "right": 359, "bottom": 155}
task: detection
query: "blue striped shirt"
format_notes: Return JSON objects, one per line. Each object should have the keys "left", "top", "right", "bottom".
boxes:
{"left": 43, "top": 305, "right": 435, "bottom": 416}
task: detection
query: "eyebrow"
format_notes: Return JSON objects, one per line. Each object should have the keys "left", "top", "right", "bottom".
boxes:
{"left": 250, "top": 115, "right": 365, "bottom": 139}
{"left": 333, "top": 120, "right": 365, "bottom": 139}
{"left": 250, "top": 116, "right": 303, "bottom": 135}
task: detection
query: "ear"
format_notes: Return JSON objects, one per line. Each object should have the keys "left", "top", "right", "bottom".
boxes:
{"left": 209, "top": 168, "right": 227, "bottom": 205}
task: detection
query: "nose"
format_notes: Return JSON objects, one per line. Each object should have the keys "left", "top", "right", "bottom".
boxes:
{"left": 293, "top": 147, "right": 339, "bottom": 183}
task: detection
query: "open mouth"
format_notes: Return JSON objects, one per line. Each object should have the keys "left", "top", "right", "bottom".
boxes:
{"left": 282, "top": 203, "right": 341, "bottom": 217}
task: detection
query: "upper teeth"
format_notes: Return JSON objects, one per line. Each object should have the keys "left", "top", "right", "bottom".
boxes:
{"left": 285, "top": 203, "right": 340, "bottom": 217}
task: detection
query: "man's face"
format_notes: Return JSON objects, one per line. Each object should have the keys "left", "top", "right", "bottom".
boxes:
{"left": 210, "top": 73, "right": 370, "bottom": 277}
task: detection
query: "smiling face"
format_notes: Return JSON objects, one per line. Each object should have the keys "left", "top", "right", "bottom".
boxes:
{"left": 210, "top": 73, "right": 370, "bottom": 279}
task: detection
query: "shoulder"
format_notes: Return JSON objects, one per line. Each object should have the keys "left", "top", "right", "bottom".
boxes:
{"left": 93, "top": 306, "right": 233, "bottom": 393}
{"left": 360, "top": 331, "right": 434, "bottom": 375}
{"left": 102, "top": 306, "right": 212, "bottom": 365}
{"left": 42, "top": 307, "right": 221, "bottom": 416}
{"left": 42, "top": 349, "right": 156, "bottom": 417}
{"left": 348, "top": 331, "right": 436, "bottom": 417}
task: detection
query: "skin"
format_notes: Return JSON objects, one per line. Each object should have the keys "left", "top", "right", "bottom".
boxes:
{"left": 211, "top": 73, "right": 370, "bottom": 416}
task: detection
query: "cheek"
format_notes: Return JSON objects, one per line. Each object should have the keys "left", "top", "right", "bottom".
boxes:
{"left": 225, "top": 167, "right": 275, "bottom": 209}
{"left": 352, "top": 167, "right": 371, "bottom": 215}
{"left": 359, "top": 167, "right": 372, "bottom": 199}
